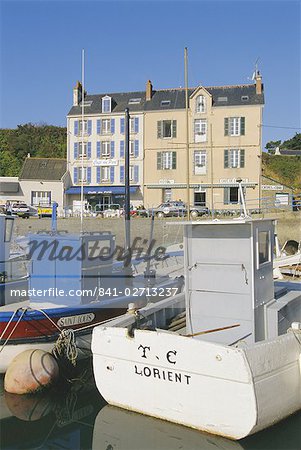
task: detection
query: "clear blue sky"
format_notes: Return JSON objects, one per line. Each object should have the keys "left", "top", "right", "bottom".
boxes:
{"left": 0, "top": 0, "right": 300, "bottom": 146}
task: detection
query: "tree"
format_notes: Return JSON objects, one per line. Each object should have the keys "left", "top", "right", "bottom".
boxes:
{"left": 265, "top": 140, "right": 281, "bottom": 154}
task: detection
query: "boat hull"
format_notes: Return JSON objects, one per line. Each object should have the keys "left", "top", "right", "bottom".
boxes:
{"left": 92, "top": 327, "right": 301, "bottom": 440}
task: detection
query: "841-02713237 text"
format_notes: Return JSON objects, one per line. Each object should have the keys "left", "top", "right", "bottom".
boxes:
{"left": 97, "top": 287, "right": 180, "bottom": 297}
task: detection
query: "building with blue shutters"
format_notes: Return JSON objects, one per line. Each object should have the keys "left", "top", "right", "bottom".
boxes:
{"left": 66, "top": 82, "right": 144, "bottom": 211}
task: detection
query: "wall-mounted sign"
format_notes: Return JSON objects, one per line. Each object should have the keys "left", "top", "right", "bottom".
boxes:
{"left": 262, "top": 185, "right": 283, "bottom": 191}
{"left": 93, "top": 159, "right": 118, "bottom": 166}
{"left": 159, "top": 179, "right": 175, "bottom": 185}
{"left": 219, "top": 178, "right": 249, "bottom": 184}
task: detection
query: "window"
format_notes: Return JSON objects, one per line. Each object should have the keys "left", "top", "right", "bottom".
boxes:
{"left": 31, "top": 191, "right": 51, "bottom": 206}
{"left": 218, "top": 96, "right": 228, "bottom": 102}
{"left": 79, "top": 120, "right": 88, "bottom": 134}
{"left": 194, "top": 150, "right": 207, "bottom": 174}
{"left": 130, "top": 141, "right": 135, "bottom": 156}
{"left": 224, "top": 117, "right": 245, "bottom": 136}
{"left": 157, "top": 151, "right": 177, "bottom": 170}
{"left": 157, "top": 120, "right": 177, "bottom": 138}
{"left": 194, "top": 119, "right": 207, "bottom": 142}
{"left": 102, "top": 96, "right": 111, "bottom": 113}
{"left": 101, "top": 142, "right": 111, "bottom": 157}
{"left": 78, "top": 167, "right": 87, "bottom": 182}
{"left": 161, "top": 100, "right": 171, "bottom": 107}
{"left": 129, "top": 166, "right": 134, "bottom": 181}
{"left": 224, "top": 149, "right": 245, "bottom": 168}
{"left": 224, "top": 187, "right": 239, "bottom": 204}
{"left": 163, "top": 188, "right": 172, "bottom": 202}
{"left": 241, "top": 96, "right": 249, "bottom": 101}
{"left": 196, "top": 95, "right": 206, "bottom": 113}
{"left": 101, "top": 166, "right": 110, "bottom": 181}
{"left": 128, "top": 98, "right": 141, "bottom": 104}
{"left": 102, "top": 119, "right": 111, "bottom": 134}
{"left": 130, "top": 117, "right": 139, "bottom": 133}
{"left": 79, "top": 142, "right": 87, "bottom": 157}
{"left": 257, "top": 230, "right": 271, "bottom": 266}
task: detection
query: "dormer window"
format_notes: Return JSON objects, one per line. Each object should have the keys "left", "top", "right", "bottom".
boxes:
{"left": 102, "top": 96, "right": 111, "bottom": 113}
{"left": 196, "top": 95, "right": 206, "bottom": 113}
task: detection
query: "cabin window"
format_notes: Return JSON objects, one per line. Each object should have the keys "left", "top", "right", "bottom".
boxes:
{"left": 257, "top": 230, "right": 271, "bottom": 267}
{"left": 4, "top": 218, "right": 14, "bottom": 242}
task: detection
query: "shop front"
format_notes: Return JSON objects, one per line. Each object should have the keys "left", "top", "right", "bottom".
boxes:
{"left": 65, "top": 185, "right": 141, "bottom": 212}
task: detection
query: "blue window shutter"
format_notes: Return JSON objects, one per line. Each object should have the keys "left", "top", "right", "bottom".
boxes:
{"left": 134, "top": 140, "right": 139, "bottom": 157}
{"left": 74, "top": 167, "right": 78, "bottom": 184}
{"left": 110, "top": 166, "right": 115, "bottom": 183}
{"left": 87, "top": 142, "right": 92, "bottom": 159}
{"left": 74, "top": 142, "right": 78, "bottom": 159}
{"left": 74, "top": 120, "right": 78, "bottom": 135}
{"left": 224, "top": 118, "right": 229, "bottom": 136}
{"left": 120, "top": 165, "right": 125, "bottom": 182}
{"left": 134, "top": 166, "right": 139, "bottom": 183}
{"left": 88, "top": 120, "right": 92, "bottom": 135}
{"left": 87, "top": 167, "right": 91, "bottom": 183}
{"left": 120, "top": 118, "right": 125, "bottom": 134}
{"left": 97, "top": 119, "right": 102, "bottom": 134}
{"left": 97, "top": 142, "right": 101, "bottom": 158}
{"left": 111, "top": 141, "right": 115, "bottom": 158}
{"left": 97, "top": 167, "right": 101, "bottom": 183}
{"left": 120, "top": 141, "right": 125, "bottom": 158}
{"left": 134, "top": 117, "right": 139, "bottom": 133}
{"left": 224, "top": 150, "right": 229, "bottom": 168}
{"left": 111, "top": 118, "right": 115, "bottom": 134}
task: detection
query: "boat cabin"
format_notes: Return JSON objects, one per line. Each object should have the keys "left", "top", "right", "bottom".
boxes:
{"left": 183, "top": 218, "right": 300, "bottom": 345}
{"left": 29, "top": 231, "right": 116, "bottom": 305}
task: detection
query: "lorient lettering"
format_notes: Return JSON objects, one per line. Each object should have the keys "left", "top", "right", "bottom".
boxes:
{"left": 134, "top": 365, "right": 191, "bottom": 385}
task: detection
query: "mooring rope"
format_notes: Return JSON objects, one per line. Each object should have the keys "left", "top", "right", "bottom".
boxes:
{"left": 0, "top": 308, "right": 28, "bottom": 352}
{"left": 52, "top": 329, "right": 78, "bottom": 366}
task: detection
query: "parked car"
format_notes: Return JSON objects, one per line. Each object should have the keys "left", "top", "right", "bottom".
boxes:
{"left": 149, "top": 201, "right": 209, "bottom": 219}
{"left": 11, "top": 202, "right": 30, "bottom": 219}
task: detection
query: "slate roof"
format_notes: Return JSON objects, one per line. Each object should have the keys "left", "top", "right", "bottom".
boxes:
{"left": 67, "top": 84, "right": 264, "bottom": 116}
{"left": 19, "top": 158, "right": 67, "bottom": 181}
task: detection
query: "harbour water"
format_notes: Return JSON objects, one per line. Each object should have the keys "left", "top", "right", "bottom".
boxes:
{"left": 1, "top": 360, "right": 300, "bottom": 450}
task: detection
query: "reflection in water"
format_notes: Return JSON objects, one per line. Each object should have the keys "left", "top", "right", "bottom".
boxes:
{"left": 92, "top": 405, "right": 301, "bottom": 450}
{"left": 1, "top": 367, "right": 300, "bottom": 450}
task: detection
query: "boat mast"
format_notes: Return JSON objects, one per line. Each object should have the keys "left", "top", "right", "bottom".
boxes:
{"left": 184, "top": 47, "right": 190, "bottom": 220}
{"left": 124, "top": 108, "right": 132, "bottom": 274}
{"left": 80, "top": 48, "right": 85, "bottom": 233}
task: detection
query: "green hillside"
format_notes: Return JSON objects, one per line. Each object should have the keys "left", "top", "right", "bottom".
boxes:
{"left": 0, "top": 123, "right": 66, "bottom": 176}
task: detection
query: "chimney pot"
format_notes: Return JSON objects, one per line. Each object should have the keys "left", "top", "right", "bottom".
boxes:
{"left": 146, "top": 80, "right": 153, "bottom": 101}
{"left": 73, "top": 81, "right": 83, "bottom": 106}
{"left": 255, "top": 71, "right": 263, "bottom": 95}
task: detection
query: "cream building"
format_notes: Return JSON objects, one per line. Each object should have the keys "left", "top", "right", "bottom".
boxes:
{"left": 66, "top": 74, "right": 264, "bottom": 212}
{"left": 143, "top": 74, "right": 264, "bottom": 211}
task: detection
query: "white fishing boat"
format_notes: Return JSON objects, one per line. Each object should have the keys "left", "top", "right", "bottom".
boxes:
{"left": 92, "top": 218, "right": 301, "bottom": 440}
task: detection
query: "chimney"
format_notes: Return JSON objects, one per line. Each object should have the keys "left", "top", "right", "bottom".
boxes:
{"left": 255, "top": 71, "right": 263, "bottom": 95}
{"left": 73, "top": 81, "right": 83, "bottom": 106}
{"left": 146, "top": 80, "right": 153, "bottom": 101}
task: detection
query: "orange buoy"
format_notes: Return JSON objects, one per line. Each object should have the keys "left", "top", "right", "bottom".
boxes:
{"left": 4, "top": 349, "right": 59, "bottom": 394}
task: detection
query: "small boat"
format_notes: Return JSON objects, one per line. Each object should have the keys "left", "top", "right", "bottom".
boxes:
{"left": 0, "top": 215, "right": 183, "bottom": 373}
{"left": 92, "top": 217, "right": 301, "bottom": 440}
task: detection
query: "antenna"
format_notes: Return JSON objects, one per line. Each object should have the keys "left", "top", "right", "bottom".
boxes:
{"left": 247, "top": 57, "right": 260, "bottom": 81}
